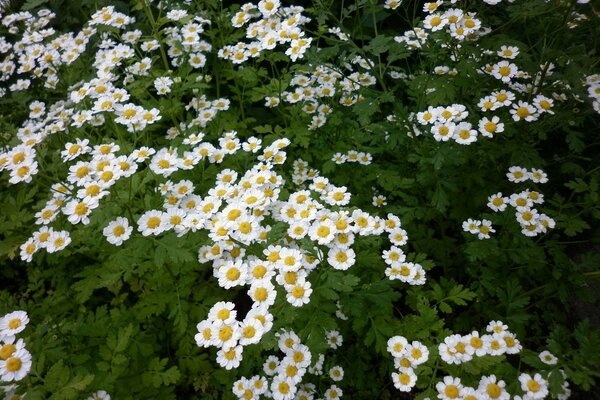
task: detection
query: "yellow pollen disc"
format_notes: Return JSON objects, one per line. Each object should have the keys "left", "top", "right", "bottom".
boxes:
{"left": 147, "top": 216, "right": 161, "bottom": 229}
{"left": 123, "top": 109, "right": 137, "bottom": 119}
{"left": 74, "top": 203, "right": 88, "bottom": 216}
{"left": 336, "top": 252, "right": 348, "bottom": 262}
{"left": 76, "top": 166, "right": 90, "bottom": 178}
{"left": 293, "top": 351, "right": 304, "bottom": 363}
{"left": 255, "top": 288, "right": 268, "bottom": 301}
{"left": 292, "top": 285, "right": 305, "bottom": 298}
{"left": 284, "top": 272, "right": 297, "bottom": 285}
{"left": 411, "top": 348, "right": 422, "bottom": 359}
{"left": 0, "top": 344, "right": 16, "bottom": 360}
{"left": 113, "top": 225, "right": 125, "bottom": 236}
{"left": 284, "top": 256, "right": 296, "bottom": 266}
{"left": 224, "top": 349, "right": 236, "bottom": 360}
{"left": 498, "top": 66, "right": 511, "bottom": 76}
{"left": 6, "top": 357, "right": 22, "bottom": 372}
{"left": 226, "top": 268, "right": 240, "bottom": 281}
{"left": 252, "top": 265, "right": 267, "bottom": 278}
{"left": 25, "top": 243, "right": 36, "bottom": 254}
{"left": 527, "top": 380, "right": 540, "bottom": 392}
{"left": 317, "top": 226, "right": 330, "bottom": 237}
{"left": 239, "top": 222, "right": 252, "bottom": 234}
{"left": 86, "top": 185, "right": 100, "bottom": 196}
{"left": 101, "top": 170, "right": 113, "bottom": 182}
{"left": 444, "top": 385, "right": 459, "bottom": 398}
{"left": 286, "top": 364, "right": 298, "bottom": 377}
{"left": 487, "top": 383, "right": 501, "bottom": 398}
{"left": 219, "top": 326, "right": 233, "bottom": 341}
{"left": 470, "top": 337, "right": 482, "bottom": 348}
{"left": 17, "top": 166, "right": 29, "bottom": 177}
{"left": 227, "top": 209, "right": 241, "bottom": 221}
{"left": 278, "top": 382, "right": 290, "bottom": 394}
{"left": 399, "top": 373, "right": 411, "bottom": 385}
{"left": 217, "top": 309, "right": 229, "bottom": 320}
{"left": 68, "top": 144, "right": 81, "bottom": 155}
{"left": 243, "top": 326, "right": 256, "bottom": 338}
{"left": 516, "top": 107, "right": 530, "bottom": 118}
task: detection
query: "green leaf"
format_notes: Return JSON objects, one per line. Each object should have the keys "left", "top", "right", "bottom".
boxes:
{"left": 45, "top": 360, "right": 70, "bottom": 393}
{"left": 22, "top": 0, "right": 49, "bottom": 10}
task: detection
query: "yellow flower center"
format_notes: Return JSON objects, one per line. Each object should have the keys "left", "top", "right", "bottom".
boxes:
{"left": 430, "top": 16, "right": 442, "bottom": 27}
{"left": 291, "top": 285, "right": 305, "bottom": 298}
{"left": 0, "top": 343, "right": 16, "bottom": 360}
{"left": 399, "top": 373, "right": 411, "bottom": 385}
{"left": 158, "top": 159, "right": 171, "bottom": 169}
{"left": 284, "top": 272, "right": 297, "bottom": 285}
{"left": 218, "top": 326, "right": 233, "bottom": 341}
{"left": 255, "top": 288, "right": 268, "bottom": 301}
{"left": 147, "top": 216, "right": 161, "bottom": 229}
{"left": 516, "top": 107, "right": 530, "bottom": 118}
{"left": 217, "top": 309, "right": 230, "bottom": 320}
{"left": 113, "top": 225, "right": 126, "bottom": 236}
{"left": 68, "top": 144, "right": 81, "bottom": 155}
{"left": 487, "top": 383, "right": 501, "bottom": 398}
{"left": 445, "top": 385, "right": 459, "bottom": 399}
{"left": 226, "top": 268, "right": 240, "bottom": 281}
{"left": 336, "top": 252, "right": 348, "bottom": 263}
{"left": 498, "top": 66, "right": 511, "bottom": 76}
{"left": 243, "top": 326, "right": 256, "bottom": 338}
{"left": 74, "top": 203, "right": 88, "bottom": 216}
{"left": 278, "top": 382, "right": 290, "bottom": 394}
{"left": 5, "top": 357, "right": 22, "bottom": 372}
{"left": 527, "top": 380, "right": 540, "bottom": 392}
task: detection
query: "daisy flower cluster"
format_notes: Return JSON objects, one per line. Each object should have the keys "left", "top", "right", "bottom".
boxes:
{"left": 435, "top": 372, "right": 551, "bottom": 400}
{"left": 158, "top": 14, "right": 212, "bottom": 68}
{"left": 433, "top": 321, "right": 565, "bottom": 399}
{"left": 534, "top": 351, "right": 572, "bottom": 398}
{"left": 273, "top": 57, "right": 376, "bottom": 130}
{"left": 415, "top": 104, "right": 479, "bottom": 144}
{"left": 462, "top": 219, "right": 495, "bottom": 240}
{"left": 439, "top": 320, "right": 521, "bottom": 365}
{"left": 219, "top": 1, "right": 312, "bottom": 64}
{"left": 231, "top": 330, "right": 346, "bottom": 400}
{"left": 391, "top": 1, "right": 571, "bottom": 144}
{"left": 488, "top": 167, "right": 554, "bottom": 239}
{"left": 331, "top": 150, "right": 373, "bottom": 165}
{"left": 414, "top": 86, "right": 557, "bottom": 144}
{"left": 188, "top": 140, "right": 420, "bottom": 371}
{"left": 394, "top": 3, "right": 489, "bottom": 48}
{"left": 463, "top": 166, "right": 554, "bottom": 239}
{"left": 89, "top": 5, "right": 133, "bottom": 28}
{"left": 0, "top": 8, "right": 94, "bottom": 93}
{"left": 0, "top": 311, "right": 32, "bottom": 387}
{"left": 480, "top": 48, "right": 565, "bottom": 105}
{"left": 386, "top": 335, "right": 429, "bottom": 392}
{"left": 17, "top": 140, "right": 141, "bottom": 260}
{"left": 291, "top": 158, "right": 425, "bottom": 286}
{"left": 584, "top": 74, "right": 600, "bottom": 114}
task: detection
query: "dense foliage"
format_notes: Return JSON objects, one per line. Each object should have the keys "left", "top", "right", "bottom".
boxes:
{"left": 0, "top": 0, "right": 599, "bottom": 399}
